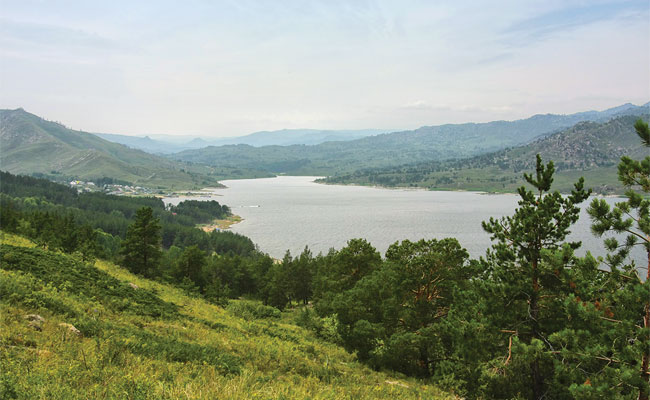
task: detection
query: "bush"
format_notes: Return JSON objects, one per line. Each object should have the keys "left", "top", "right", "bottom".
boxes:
{"left": 226, "top": 300, "right": 281, "bottom": 320}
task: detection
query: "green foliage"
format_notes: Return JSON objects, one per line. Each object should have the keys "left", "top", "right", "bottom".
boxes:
{"left": 587, "top": 117, "right": 650, "bottom": 400}
{"left": 226, "top": 301, "right": 281, "bottom": 320}
{"left": 313, "top": 239, "right": 382, "bottom": 316}
{"left": 168, "top": 199, "right": 230, "bottom": 224}
{"left": 120, "top": 207, "right": 163, "bottom": 277}
{"left": 0, "top": 233, "right": 452, "bottom": 400}
{"left": 174, "top": 245, "right": 207, "bottom": 286}
{"left": 113, "top": 326, "right": 242, "bottom": 375}
{"left": 0, "top": 244, "right": 178, "bottom": 318}
{"left": 478, "top": 155, "right": 593, "bottom": 398}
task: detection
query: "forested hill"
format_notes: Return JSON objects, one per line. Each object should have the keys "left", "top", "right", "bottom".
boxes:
{"left": 322, "top": 114, "right": 650, "bottom": 194}
{"left": 170, "top": 102, "right": 649, "bottom": 175}
{"left": 0, "top": 108, "right": 263, "bottom": 189}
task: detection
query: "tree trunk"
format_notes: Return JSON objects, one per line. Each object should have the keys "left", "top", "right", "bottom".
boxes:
{"left": 531, "top": 257, "right": 543, "bottom": 400}
{"left": 638, "top": 249, "right": 650, "bottom": 400}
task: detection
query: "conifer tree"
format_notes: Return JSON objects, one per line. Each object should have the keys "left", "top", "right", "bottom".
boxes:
{"left": 588, "top": 118, "right": 650, "bottom": 400}
{"left": 481, "top": 154, "right": 591, "bottom": 399}
{"left": 120, "top": 206, "right": 162, "bottom": 277}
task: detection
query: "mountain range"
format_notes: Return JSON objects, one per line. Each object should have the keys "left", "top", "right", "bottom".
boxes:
{"left": 322, "top": 113, "right": 650, "bottom": 194}
{"left": 95, "top": 128, "right": 390, "bottom": 154}
{"left": 170, "top": 102, "right": 650, "bottom": 176}
{"left": 2, "top": 102, "right": 648, "bottom": 192}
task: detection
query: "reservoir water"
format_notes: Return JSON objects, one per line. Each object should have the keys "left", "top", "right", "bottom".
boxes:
{"left": 164, "top": 176, "right": 641, "bottom": 265}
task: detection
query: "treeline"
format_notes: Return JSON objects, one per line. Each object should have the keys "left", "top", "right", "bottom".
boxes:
{"left": 168, "top": 199, "right": 230, "bottom": 224}
{"left": 0, "top": 170, "right": 259, "bottom": 267}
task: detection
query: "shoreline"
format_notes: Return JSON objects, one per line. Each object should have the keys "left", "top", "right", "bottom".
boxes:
{"left": 198, "top": 215, "right": 243, "bottom": 232}
{"left": 313, "top": 178, "right": 627, "bottom": 197}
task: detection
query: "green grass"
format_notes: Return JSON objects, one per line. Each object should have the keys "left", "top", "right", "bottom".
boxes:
{"left": 0, "top": 232, "right": 455, "bottom": 399}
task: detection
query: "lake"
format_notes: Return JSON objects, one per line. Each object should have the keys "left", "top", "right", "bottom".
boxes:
{"left": 164, "top": 176, "right": 640, "bottom": 265}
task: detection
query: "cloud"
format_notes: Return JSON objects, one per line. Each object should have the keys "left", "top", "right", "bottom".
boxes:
{"left": 0, "top": 19, "right": 116, "bottom": 49}
{"left": 502, "top": 0, "right": 649, "bottom": 44}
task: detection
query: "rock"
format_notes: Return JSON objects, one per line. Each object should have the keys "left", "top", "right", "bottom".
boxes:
{"left": 58, "top": 323, "right": 81, "bottom": 336}
{"left": 128, "top": 282, "right": 139, "bottom": 290}
{"left": 24, "top": 314, "right": 44, "bottom": 331}
{"left": 385, "top": 380, "right": 409, "bottom": 388}
{"left": 28, "top": 321, "right": 43, "bottom": 331}
{"left": 24, "top": 314, "right": 45, "bottom": 322}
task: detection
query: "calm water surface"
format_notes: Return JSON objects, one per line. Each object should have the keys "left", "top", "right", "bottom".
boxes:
{"left": 164, "top": 176, "right": 635, "bottom": 263}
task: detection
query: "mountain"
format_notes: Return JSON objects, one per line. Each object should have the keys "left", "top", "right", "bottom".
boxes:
{"left": 95, "top": 129, "right": 390, "bottom": 154}
{"left": 171, "top": 102, "right": 650, "bottom": 176}
{"left": 93, "top": 133, "right": 188, "bottom": 154}
{"left": 212, "top": 128, "right": 390, "bottom": 147}
{"left": 0, "top": 108, "right": 229, "bottom": 189}
{"left": 322, "top": 114, "right": 650, "bottom": 194}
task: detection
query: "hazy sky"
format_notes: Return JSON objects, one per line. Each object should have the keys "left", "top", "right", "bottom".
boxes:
{"left": 1, "top": 0, "right": 648, "bottom": 137}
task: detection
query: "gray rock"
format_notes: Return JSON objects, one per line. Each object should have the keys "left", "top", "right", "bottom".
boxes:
{"left": 58, "top": 323, "right": 81, "bottom": 336}
{"left": 24, "top": 314, "right": 44, "bottom": 331}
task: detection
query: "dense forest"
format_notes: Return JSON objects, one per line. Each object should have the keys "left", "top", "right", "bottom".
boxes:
{"left": 1, "top": 119, "right": 648, "bottom": 399}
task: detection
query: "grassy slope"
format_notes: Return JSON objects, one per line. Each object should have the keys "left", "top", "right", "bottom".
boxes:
{"left": 0, "top": 109, "right": 272, "bottom": 189}
{"left": 0, "top": 232, "right": 454, "bottom": 400}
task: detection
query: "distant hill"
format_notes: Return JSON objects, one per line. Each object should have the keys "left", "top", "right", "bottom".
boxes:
{"left": 0, "top": 108, "right": 255, "bottom": 189}
{"left": 93, "top": 133, "right": 187, "bottom": 154}
{"left": 96, "top": 129, "right": 390, "bottom": 154}
{"left": 171, "top": 102, "right": 650, "bottom": 175}
{"left": 322, "top": 114, "right": 650, "bottom": 194}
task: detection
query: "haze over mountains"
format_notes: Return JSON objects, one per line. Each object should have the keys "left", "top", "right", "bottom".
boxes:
{"left": 1, "top": 102, "right": 648, "bottom": 193}
{"left": 95, "top": 128, "right": 391, "bottom": 154}
{"left": 170, "top": 102, "right": 650, "bottom": 176}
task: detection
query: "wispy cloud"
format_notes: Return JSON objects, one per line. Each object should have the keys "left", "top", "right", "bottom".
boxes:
{"left": 0, "top": 1, "right": 647, "bottom": 135}
{"left": 502, "top": 0, "right": 649, "bottom": 44}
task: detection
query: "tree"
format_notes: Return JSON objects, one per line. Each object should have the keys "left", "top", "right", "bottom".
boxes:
{"left": 120, "top": 207, "right": 162, "bottom": 277}
{"left": 264, "top": 253, "right": 292, "bottom": 310}
{"left": 290, "top": 246, "right": 315, "bottom": 305}
{"left": 175, "top": 245, "right": 207, "bottom": 287}
{"left": 327, "top": 238, "right": 474, "bottom": 378}
{"left": 588, "top": 118, "right": 650, "bottom": 400}
{"left": 480, "top": 154, "right": 591, "bottom": 399}
{"left": 313, "top": 238, "right": 382, "bottom": 316}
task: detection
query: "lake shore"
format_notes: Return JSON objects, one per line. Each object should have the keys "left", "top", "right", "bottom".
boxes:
{"left": 198, "top": 214, "right": 243, "bottom": 232}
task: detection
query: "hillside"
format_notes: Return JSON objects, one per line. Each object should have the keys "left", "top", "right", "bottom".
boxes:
{"left": 170, "top": 102, "right": 650, "bottom": 175}
{"left": 0, "top": 109, "right": 270, "bottom": 189}
{"left": 97, "top": 129, "right": 389, "bottom": 154}
{"left": 0, "top": 232, "right": 453, "bottom": 399}
{"left": 322, "top": 114, "right": 650, "bottom": 194}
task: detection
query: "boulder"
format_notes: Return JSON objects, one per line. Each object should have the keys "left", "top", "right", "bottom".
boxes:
{"left": 24, "top": 314, "right": 44, "bottom": 331}
{"left": 58, "top": 323, "right": 81, "bottom": 336}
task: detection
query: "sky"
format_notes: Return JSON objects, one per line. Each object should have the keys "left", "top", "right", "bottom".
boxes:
{"left": 0, "top": 0, "right": 648, "bottom": 137}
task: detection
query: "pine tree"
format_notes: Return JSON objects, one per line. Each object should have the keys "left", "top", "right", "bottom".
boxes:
{"left": 175, "top": 245, "right": 207, "bottom": 288}
{"left": 588, "top": 118, "right": 650, "bottom": 400}
{"left": 481, "top": 154, "right": 591, "bottom": 399}
{"left": 120, "top": 206, "right": 162, "bottom": 277}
